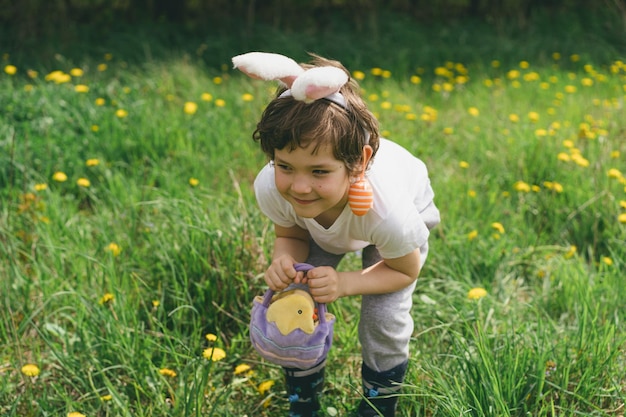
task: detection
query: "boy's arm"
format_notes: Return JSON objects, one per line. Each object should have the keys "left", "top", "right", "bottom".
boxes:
{"left": 306, "top": 248, "right": 421, "bottom": 303}
{"left": 272, "top": 224, "right": 310, "bottom": 262}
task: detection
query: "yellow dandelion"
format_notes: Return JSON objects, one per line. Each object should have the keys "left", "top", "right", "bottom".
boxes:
{"left": 371, "top": 67, "right": 384, "bottom": 76}
{"left": 619, "top": 200, "right": 626, "bottom": 209}
{"left": 601, "top": 257, "right": 613, "bottom": 266}
{"left": 581, "top": 77, "right": 593, "bottom": 87}
{"left": 381, "top": 101, "right": 392, "bottom": 110}
{"left": 467, "top": 230, "right": 478, "bottom": 241}
{"left": 352, "top": 70, "right": 365, "bottom": 80}
{"left": 491, "top": 60, "right": 500, "bottom": 68}
{"left": 203, "top": 347, "right": 226, "bottom": 362}
{"left": 21, "top": 363, "right": 41, "bottom": 377}
{"left": 5, "top": 64, "right": 17, "bottom": 75}
{"left": 608, "top": 168, "right": 623, "bottom": 179}
{"left": 443, "top": 127, "right": 454, "bottom": 135}
{"left": 619, "top": 213, "right": 626, "bottom": 224}
{"left": 27, "top": 69, "right": 38, "bottom": 78}
{"left": 95, "top": 97, "right": 105, "bottom": 106}
{"left": 410, "top": 75, "right": 421, "bottom": 84}
{"left": 184, "top": 101, "right": 198, "bottom": 115}
{"left": 564, "top": 245, "right": 577, "bottom": 259}
{"left": 201, "top": 92, "right": 213, "bottom": 101}
{"left": 152, "top": 300, "right": 160, "bottom": 308}
{"left": 86, "top": 158, "right": 100, "bottom": 167}
{"left": 97, "top": 63, "right": 107, "bottom": 72}
{"left": 34, "top": 183, "right": 48, "bottom": 191}
{"left": 234, "top": 364, "right": 252, "bottom": 375}
{"left": 70, "top": 68, "right": 84, "bottom": 77}
{"left": 467, "top": 189, "right": 476, "bottom": 198}
{"left": 519, "top": 60, "right": 530, "bottom": 69}
{"left": 159, "top": 368, "right": 177, "bottom": 378}
{"left": 67, "top": 412, "right": 86, "bottom": 417}
{"left": 99, "top": 293, "right": 114, "bottom": 305}
{"left": 513, "top": 181, "right": 531, "bottom": 192}
{"left": 115, "top": 109, "right": 128, "bottom": 118}
{"left": 104, "top": 53, "right": 113, "bottom": 60}
{"left": 509, "top": 113, "right": 520, "bottom": 123}
{"left": 564, "top": 85, "right": 577, "bottom": 93}
{"left": 242, "top": 93, "right": 254, "bottom": 102}
{"left": 570, "top": 54, "right": 580, "bottom": 62}
{"left": 91, "top": 125, "right": 99, "bottom": 132}
{"left": 76, "top": 178, "right": 90, "bottom": 188}
{"left": 215, "top": 99, "right": 226, "bottom": 107}
{"left": 74, "top": 84, "right": 89, "bottom": 93}
{"left": 468, "top": 107, "right": 480, "bottom": 117}
{"left": 213, "top": 76, "right": 223, "bottom": 84}
{"left": 205, "top": 333, "right": 218, "bottom": 342}
{"left": 459, "top": 161, "right": 469, "bottom": 169}
{"left": 52, "top": 171, "right": 68, "bottom": 182}
{"left": 100, "top": 394, "right": 112, "bottom": 401}
{"left": 258, "top": 379, "right": 275, "bottom": 395}
{"left": 557, "top": 152, "right": 571, "bottom": 162}
{"left": 552, "top": 52, "right": 561, "bottom": 60}
{"left": 528, "top": 111, "right": 540, "bottom": 122}
{"left": 468, "top": 287, "right": 488, "bottom": 300}
{"left": 106, "top": 242, "right": 121, "bottom": 257}
{"left": 491, "top": 222, "right": 505, "bottom": 234}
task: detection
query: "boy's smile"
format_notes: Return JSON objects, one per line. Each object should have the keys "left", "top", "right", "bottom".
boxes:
{"left": 273, "top": 144, "right": 350, "bottom": 227}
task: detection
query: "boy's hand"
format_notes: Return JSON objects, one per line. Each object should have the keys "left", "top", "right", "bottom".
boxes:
{"left": 264, "top": 255, "right": 304, "bottom": 291}
{"left": 306, "top": 266, "right": 343, "bottom": 304}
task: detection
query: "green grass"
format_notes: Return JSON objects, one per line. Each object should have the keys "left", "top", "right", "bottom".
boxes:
{"left": 2, "top": 13, "right": 626, "bottom": 417}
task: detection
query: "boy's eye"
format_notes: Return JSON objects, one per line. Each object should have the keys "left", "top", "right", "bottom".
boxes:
{"left": 276, "top": 164, "right": 291, "bottom": 171}
{"left": 313, "top": 170, "right": 329, "bottom": 175}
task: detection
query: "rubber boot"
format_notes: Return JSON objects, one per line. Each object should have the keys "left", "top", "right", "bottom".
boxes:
{"left": 357, "top": 360, "right": 408, "bottom": 417}
{"left": 284, "top": 360, "right": 326, "bottom": 417}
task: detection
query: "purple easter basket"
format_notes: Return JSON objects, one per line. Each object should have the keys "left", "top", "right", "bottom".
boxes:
{"left": 250, "top": 263, "right": 335, "bottom": 369}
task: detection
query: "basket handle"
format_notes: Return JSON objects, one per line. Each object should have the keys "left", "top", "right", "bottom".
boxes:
{"left": 261, "top": 263, "right": 328, "bottom": 324}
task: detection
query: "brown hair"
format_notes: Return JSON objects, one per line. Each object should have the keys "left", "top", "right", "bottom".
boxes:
{"left": 252, "top": 54, "right": 380, "bottom": 176}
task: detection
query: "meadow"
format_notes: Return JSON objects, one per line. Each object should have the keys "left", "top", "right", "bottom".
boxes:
{"left": 1, "top": 15, "right": 626, "bottom": 416}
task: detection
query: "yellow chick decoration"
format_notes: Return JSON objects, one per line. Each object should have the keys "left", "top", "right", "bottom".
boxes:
{"left": 266, "top": 289, "right": 318, "bottom": 335}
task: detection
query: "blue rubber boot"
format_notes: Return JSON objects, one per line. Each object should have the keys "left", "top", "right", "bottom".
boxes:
{"left": 284, "top": 361, "right": 325, "bottom": 417}
{"left": 357, "top": 360, "right": 408, "bottom": 417}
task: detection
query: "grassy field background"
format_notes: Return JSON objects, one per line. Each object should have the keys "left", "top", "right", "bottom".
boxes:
{"left": 2, "top": 12, "right": 626, "bottom": 416}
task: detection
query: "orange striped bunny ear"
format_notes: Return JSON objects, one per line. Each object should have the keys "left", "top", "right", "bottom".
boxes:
{"left": 348, "top": 175, "right": 373, "bottom": 216}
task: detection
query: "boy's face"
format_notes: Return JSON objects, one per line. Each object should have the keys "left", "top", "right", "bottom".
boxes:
{"left": 273, "top": 143, "right": 350, "bottom": 226}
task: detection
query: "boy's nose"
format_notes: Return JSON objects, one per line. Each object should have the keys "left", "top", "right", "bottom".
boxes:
{"left": 291, "top": 175, "right": 312, "bottom": 194}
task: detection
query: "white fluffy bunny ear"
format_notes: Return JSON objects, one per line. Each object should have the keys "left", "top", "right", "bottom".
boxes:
{"left": 232, "top": 52, "right": 304, "bottom": 87}
{"left": 290, "top": 67, "right": 349, "bottom": 103}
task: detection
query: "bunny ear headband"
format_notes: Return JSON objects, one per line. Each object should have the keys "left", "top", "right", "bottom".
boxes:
{"left": 231, "top": 52, "right": 349, "bottom": 106}
{"left": 232, "top": 52, "right": 374, "bottom": 216}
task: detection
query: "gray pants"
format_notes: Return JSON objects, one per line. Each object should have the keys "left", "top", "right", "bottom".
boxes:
{"left": 306, "top": 241, "right": 417, "bottom": 373}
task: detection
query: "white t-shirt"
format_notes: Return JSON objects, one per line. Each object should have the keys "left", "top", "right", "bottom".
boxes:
{"left": 254, "top": 138, "right": 440, "bottom": 263}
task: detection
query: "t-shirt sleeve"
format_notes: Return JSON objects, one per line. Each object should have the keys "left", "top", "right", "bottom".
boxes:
{"left": 253, "top": 164, "right": 297, "bottom": 228}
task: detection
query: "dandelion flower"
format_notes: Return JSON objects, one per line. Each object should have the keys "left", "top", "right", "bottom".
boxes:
{"left": 203, "top": 347, "right": 226, "bottom": 362}
{"left": 95, "top": 98, "right": 106, "bottom": 106}
{"left": 242, "top": 93, "right": 254, "bottom": 102}
{"left": 184, "top": 101, "right": 198, "bottom": 115}
{"left": 352, "top": 70, "right": 365, "bottom": 80}
{"left": 4, "top": 64, "right": 17, "bottom": 75}
{"left": 76, "top": 178, "right": 90, "bottom": 188}
{"left": 70, "top": 68, "right": 84, "bottom": 77}
{"left": 619, "top": 213, "right": 626, "bottom": 224}
{"left": 97, "top": 63, "right": 107, "bottom": 71}
{"left": 215, "top": 99, "right": 226, "bottom": 107}
{"left": 115, "top": 109, "right": 128, "bottom": 118}
{"left": 459, "top": 161, "right": 469, "bottom": 169}
{"left": 106, "top": 242, "right": 121, "bottom": 256}
{"left": 491, "top": 222, "right": 505, "bottom": 234}
{"left": 601, "top": 257, "right": 613, "bottom": 266}
{"left": 201, "top": 92, "right": 213, "bottom": 101}
{"left": 213, "top": 76, "right": 223, "bottom": 84}
{"left": 513, "top": 181, "right": 531, "bottom": 192}
{"left": 528, "top": 111, "right": 540, "bottom": 122}
{"left": 159, "top": 368, "right": 177, "bottom": 378}
{"left": 509, "top": 113, "right": 520, "bottom": 123}
{"left": 619, "top": 200, "right": 626, "bottom": 210}
{"left": 468, "top": 107, "right": 480, "bottom": 116}
{"left": 189, "top": 178, "right": 199, "bottom": 187}
{"left": 565, "top": 245, "right": 577, "bottom": 258}
{"left": 410, "top": 75, "right": 421, "bottom": 84}
{"left": 99, "top": 293, "right": 114, "bottom": 305}
{"left": 34, "top": 183, "right": 48, "bottom": 191}
{"left": 52, "top": 172, "right": 68, "bottom": 182}
{"left": 205, "top": 333, "right": 218, "bottom": 342}
{"left": 67, "top": 412, "right": 86, "bottom": 417}
{"left": 608, "top": 168, "right": 623, "bottom": 179}
{"left": 467, "top": 230, "right": 478, "bottom": 241}
{"left": 75, "top": 84, "right": 89, "bottom": 93}
{"left": 86, "top": 158, "right": 100, "bottom": 167}
{"left": 468, "top": 287, "right": 487, "bottom": 300}
{"left": 258, "top": 379, "right": 275, "bottom": 395}
{"left": 234, "top": 364, "right": 252, "bottom": 375}
{"left": 100, "top": 394, "right": 112, "bottom": 401}
{"left": 21, "top": 363, "right": 40, "bottom": 377}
